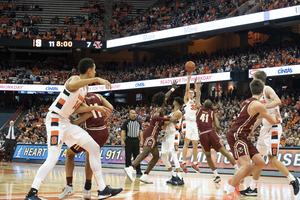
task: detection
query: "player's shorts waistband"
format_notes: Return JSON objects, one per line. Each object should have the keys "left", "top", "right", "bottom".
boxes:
{"left": 86, "top": 125, "right": 107, "bottom": 131}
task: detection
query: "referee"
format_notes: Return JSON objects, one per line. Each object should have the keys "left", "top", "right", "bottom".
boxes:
{"left": 121, "top": 110, "right": 143, "bottom": 176}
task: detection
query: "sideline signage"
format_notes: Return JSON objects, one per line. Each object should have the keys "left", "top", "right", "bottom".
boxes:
{"left": 13, "top": 144, "right": 300, "bottom": 172}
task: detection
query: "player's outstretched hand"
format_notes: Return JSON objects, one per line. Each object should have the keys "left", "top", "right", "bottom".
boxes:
{"left": 171, "top": 80, "right": 179, "bottom": 90}
{"left": 194, "top": 78, "right": 203, "bottom": 90}
{"left": 97, "top": 78, "right": 112, "bottom": 90}
{"left": 94, "top": 106, "right": 112, "bottom": 117}
{"left": 186, "top": 71, "right": 191, "bottom": 77}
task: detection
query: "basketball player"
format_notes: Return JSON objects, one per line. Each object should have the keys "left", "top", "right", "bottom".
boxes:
{"left": 59, "top": 92, "right": 113, "bottom": 199}
{"left": 180, "top": 72, "right": 200, "bottom": 173}
{"left": 25, "top": 58, "right": 122, "bottom": 200}
{"left": 223, "top": 79, "right": 276, "bottom": 200}
{"left": 125, "top": 83, "right": 178, "bottom": 184}
{"left": 195, "top": 81, "right": 238, "bottom": 183}
{"left": 161, "top": 97, "right": 184, "bottom": 186}
{"left": 239, "top": 71, "right": 300, "bottom": 196}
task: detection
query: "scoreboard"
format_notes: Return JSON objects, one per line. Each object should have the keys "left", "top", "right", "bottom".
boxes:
{"left": 0, "top": 38, "right": 104, "bottom": 49}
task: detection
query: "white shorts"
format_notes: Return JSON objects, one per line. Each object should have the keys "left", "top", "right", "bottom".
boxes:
{"left": 183, "top": 121, "right": 199, "bottom": 141}
{"left": 46, "top": 112, "right": 92, "bottom": 148}
{"left": 257, "top": 124, "right": 282, "bottom": 156}
{"left": 161, "top": 132, "right": 176, "bottom": 154}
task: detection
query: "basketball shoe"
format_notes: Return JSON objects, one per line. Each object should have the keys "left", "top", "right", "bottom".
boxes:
{"left": 166, "top": 176, "right": 177, "bottom": 184}
{"left": 98, "top": 185, "right": 123, "bottom": 199}
{"left": 176, "top": 176, "right": 185, "bottom": 186}
{"left": 191, "top": 163, "right": 201, "bottom": 173}
{"left": 222, "top": 192, "right": 239, "bottom": 200}
{"left": 180, "top": 162, "right": 188, "bottom": 173}
{"left": 59, "top": 185, "right": 75, "bottom": 199}
{"left": 290, "top": 177, "right": 300, "bottom": 196}
{"left": 140, "top": 174, "right": 153, "bottom": 184}
{"left": 83, "top": 188, "right": 92, "bottom": 199}
{"left": 214, "top": 176, "right": 221, "bottom": 183}
{"left": 124, "top": 166, "right": 134, "bottom": 182}
{"left": 239, "top": 186, "right": 258, "bottom": 196}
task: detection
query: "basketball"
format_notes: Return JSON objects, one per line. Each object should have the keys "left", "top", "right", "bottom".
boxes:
{"left": 185, "top": 61, "right": 195, "bottom": 72}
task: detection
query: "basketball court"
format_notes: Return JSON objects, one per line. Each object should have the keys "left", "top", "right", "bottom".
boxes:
{"left": 0, "top": 162, "right": 298, "bottom": 200}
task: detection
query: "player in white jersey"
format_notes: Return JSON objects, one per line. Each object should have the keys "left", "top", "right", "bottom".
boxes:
{"left": 240, "top": 71, "right": 299, "bottom": 197}
{"left": 180, "top": 72, "right": 201, "bottom": 173}
{"left": 25, "top": 58, "right": 123, "bottom": 200}
{"left": 161, "top": 97, "right": 184, "bottom": 186}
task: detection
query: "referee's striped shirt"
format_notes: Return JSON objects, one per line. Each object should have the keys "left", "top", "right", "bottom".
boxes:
{"left": 122, "top": 119, "right": 142, "bottom": 138}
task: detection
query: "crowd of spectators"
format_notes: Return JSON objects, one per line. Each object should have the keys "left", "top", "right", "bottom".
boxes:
{"left": 0, "top": 1, "right": 42, "bottom": 39}
{"left": 0, "top": 89, "right": 299, "bottom": 148}
{"left": 115, "top": 0, "right": 242, "bottom": 38}
{"left": 259, "top": 0, "right": 299, "bottom": 12}
{"left": 1, "top": 0, "right": 300, "bottom": 40}
{"left": 1, "top": 40, "right": 300, "bottom": 85}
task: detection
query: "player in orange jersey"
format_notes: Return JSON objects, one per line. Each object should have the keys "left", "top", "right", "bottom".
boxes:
{"left": 25, "top": 58, "right": 122, "bottom": 200}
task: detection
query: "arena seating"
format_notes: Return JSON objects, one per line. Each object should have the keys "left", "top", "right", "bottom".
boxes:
{"left": 1, "top": 0, "right": 299, "bottom": 39}
{"left": 1, "top": 40, "right": 299, "bottom": 84}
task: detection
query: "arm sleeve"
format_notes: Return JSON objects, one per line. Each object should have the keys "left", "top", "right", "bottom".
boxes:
{"left": 121, "top": 120, "right": 128, "bottom": 131}
{"left": 139, "top": 121, "right": 143, "bottom": 131}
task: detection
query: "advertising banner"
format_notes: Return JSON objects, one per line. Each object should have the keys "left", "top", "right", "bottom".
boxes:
{"left": 13, "top": 145, "right": 300, "bottom": 171}
{"left": 0, "top": 72, "right": 231, "bottom": 92}
{"left": 248, "top": 65, "right": 300, "bottom": 78}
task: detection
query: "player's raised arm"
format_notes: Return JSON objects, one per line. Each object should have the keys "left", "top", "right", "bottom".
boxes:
{"left": 184, "top": 72, "right": 192, "bottom": 103}
{"left": 165, "top": 80, "right": 179, "bottom": 102}
{"left": 195, "top": 79, "right": 203, "bottom": 109}
{"left": 66, "top": 76, "right": 111, "bottom": 92}
{"left": 252, "top": 101, "right": 276, "bottom": 125}
{"left": 265, "top": 87, "right": 281, "bottom": 109}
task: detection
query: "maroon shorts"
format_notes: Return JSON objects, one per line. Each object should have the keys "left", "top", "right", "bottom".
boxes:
{"left": 70, "top": 128, "right": 109, "bottom": 153}
{"left": 227, "top": 133, "right": 259, "bottom": 160}
{"left": 143, "top": 135, "right": 158, "bottom": 149}
{"left": 199, "top": 130, "right": 223, "bottom": 152}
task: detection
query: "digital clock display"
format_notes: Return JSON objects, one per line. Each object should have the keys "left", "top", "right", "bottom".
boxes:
{"left": 32, "top": 39, "right": 103, "bottom": 49}
{"left": 0, "top": 38, "right": 105, "bottom": 49}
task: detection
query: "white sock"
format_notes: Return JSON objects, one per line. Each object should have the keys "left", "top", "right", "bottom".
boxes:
{"left": 287, "top": 173, "right": 296, "bottom": 182}
{"left": 177, "top": 172, "right": 182, "bottom": 179}
{"left": 129, "top": 166, "right": 134, "bottom": 170}
{"left": 233, "top": 164, "right": 239, "bottom": 171}
{"left": 213, "top": 170, "right": 219, "bottom": 177}
{"left": 227, "top": 185, "right": 235, "bottom": 194}
{"left": 171, "top": 171, "right": 176, "bottom": 177}
{"left": 250, "top": 179, "right": 258, "bottom": 190}
{"left": 193, "top": 161, "right": 197, "bottom": 165}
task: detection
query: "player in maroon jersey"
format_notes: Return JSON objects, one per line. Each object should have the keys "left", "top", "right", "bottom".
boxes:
{"left": 59, "top": 92, "right": 114, "bottom": 200}
{"left": 223, "top": 79, "right": 276, "bottom": 200}
{"left": 195, "top": 83, "right": 238, "bottom": 183}
{"left": 125, "top": 87, "right": 178, "bottom": 184}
